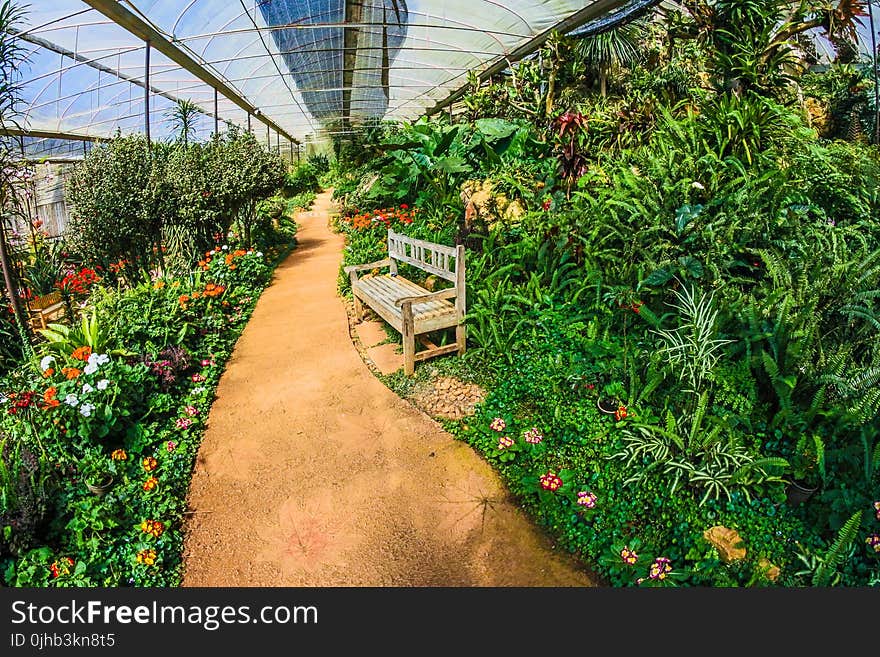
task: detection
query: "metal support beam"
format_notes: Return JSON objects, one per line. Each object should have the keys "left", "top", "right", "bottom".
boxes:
{"left": 426, "top": 0, "right": 632, "bottom": 116}
{"left": 247, "top": 112, "right": 252, "bottom": 132}
{"left": 144, "top": 40, "right": 151, "bottom": 144}
{"left": 276, "top": 131, "right": 280, "bottom": 154}
{"left": 81, "top": 0, "right": 299, "bottom": 145}
{"left": 0, "top": 128, "right": 100, "bottom": 142}
{"left": 267, "top": 124, "right": 271, "bottom": 147}
{"left": 13, "top": 29, "right": 223, "bottom": 130}
{"left": 214, "top": 87, "right": 219, "bottom": 137}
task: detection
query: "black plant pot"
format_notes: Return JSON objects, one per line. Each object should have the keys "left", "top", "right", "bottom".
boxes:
{"left": 785, "top": 479, "right": 818, "bottom": 505}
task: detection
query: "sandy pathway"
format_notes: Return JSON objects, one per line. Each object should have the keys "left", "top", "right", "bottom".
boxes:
{"left": 181, "top": 191, "right": 598, "bottom": 586}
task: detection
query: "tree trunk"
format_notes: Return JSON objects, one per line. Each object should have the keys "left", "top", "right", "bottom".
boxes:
{"left": 0, "top": 213, "right": 31, "bottom": 347}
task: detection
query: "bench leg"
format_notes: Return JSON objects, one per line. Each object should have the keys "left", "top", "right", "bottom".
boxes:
{"left": 402, "top": 302, "right": 415, "bottom": 376}
{"left": 353, "top": 293, "right": 364, "bottom": 321}
{"left": 456, "top": 323, "right": 466, "bottom": 356}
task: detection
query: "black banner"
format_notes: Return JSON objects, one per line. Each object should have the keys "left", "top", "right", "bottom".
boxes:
{"left": 0, "top": 587, "right": 874, "bottom": 653}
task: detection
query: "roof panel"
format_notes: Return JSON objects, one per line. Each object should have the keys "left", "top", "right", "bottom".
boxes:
{"left": 20, "top": 0, "right": 822, "bottom": 143}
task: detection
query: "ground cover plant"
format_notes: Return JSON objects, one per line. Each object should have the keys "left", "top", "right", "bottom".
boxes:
{"left": 0, "top": 88, "right": 311, "bottom": 583}
{"left": 331, "top": 0, "right": 880, "bottom": 586}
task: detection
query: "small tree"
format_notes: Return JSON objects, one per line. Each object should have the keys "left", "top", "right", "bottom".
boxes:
{"left": 65, "top": 135, "right": 172, "bottom": 280}
{"left": 165, "top": 98, "right": 201, "bottom": 147}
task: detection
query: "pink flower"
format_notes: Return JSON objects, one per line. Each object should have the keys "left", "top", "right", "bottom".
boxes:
{"left": 576, "top": 491, "right": 597, "bottom": 508}
{"left": 649, "top": 557, "right": 673, "bottom": 580}
{"left": 523, "top": 427, "right": 543, "bottom": 444}
{"left": 191, "top": 374, "right": 205, "bottom": 383}
{"left": 620, "top": 547, "right": 638, "bottom": 565}
{"left": 166, "top": 440, "right": 177, "bottom": 452}
{"left": 201, "top": 359, "right": 215, "bottom": 367}
{"left": 489, "top": 417, "right": 506, "bottom": 432}
{"left": 185, "top": 405, "right": 199, "bottom": 416}
{"left": 497, "top": 436, "right": 515, "bottom": 450}
{"left": 176, "top": 417, "right": 193, "bottom": 430}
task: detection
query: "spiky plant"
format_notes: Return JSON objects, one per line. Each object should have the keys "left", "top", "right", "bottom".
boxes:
{"left": 575, "top": 22, "right": 646, "bottom": 97}
{"left": 165, "top": 98, "right": 201, "bottom": 146}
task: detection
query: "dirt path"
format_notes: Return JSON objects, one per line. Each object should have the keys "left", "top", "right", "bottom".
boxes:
{"left": 181, "top": 191, "right": 598, "bottom": 586}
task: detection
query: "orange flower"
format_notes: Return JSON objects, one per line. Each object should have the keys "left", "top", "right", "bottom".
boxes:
{"left": 42, "top": 368, "right": 54, "bottom": 378}
{"left": 136, "top": 548, "right": 157, "bottom": 565}
{"left": 142, "top": 476, "right": 159, "bottom": 492}
{"left": 71, "top": 346, "right": 92, "bottom": 361}
{"left": 191, "top": 291, "right": 201, "bottom": 299}
{"left": 154, "top": 281, "right": 166, "bottom": 290}
{"left": 178, "top": 294, "right": 190, "bottom": 306}
{"left": 62, "top": 367, "right": 81, "bottom": 380}
{"left": 197, "top": 260, "right": 206, "bottom": 268}
{"left": 142, "top": 456, "right": 158, "bottom": 472}
{"left": 111, "top": 449, "right": 127, "bottom": 461}
{"left": 229, "top": 265, "right": 237, "bottom": 271}
{"left": 140, "top": 519, "right": 165, "bottom": 538}
{"left": 42, "top": 386, "right": 60, "bottom": 409}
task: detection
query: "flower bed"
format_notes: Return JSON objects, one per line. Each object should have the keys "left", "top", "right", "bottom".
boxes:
{"left": 0, "top": 239, "right": 295, "bottom": 587}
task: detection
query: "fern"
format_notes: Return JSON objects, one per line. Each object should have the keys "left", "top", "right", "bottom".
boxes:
{"left": 813, "top": 511, "right": 862, "bottom": 587}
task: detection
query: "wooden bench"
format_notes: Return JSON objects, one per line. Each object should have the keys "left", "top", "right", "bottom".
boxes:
{"left": 344, "top": 229, "right": 466, "bottom": 376}
{"left": 26, "top": 291, "right": 65, "bottom": 330}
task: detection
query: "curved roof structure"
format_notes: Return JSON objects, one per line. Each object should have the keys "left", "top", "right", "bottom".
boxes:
{"left": 8, "top": 1, "right": 880, "bottom": 158}
{"left": 11, "top": 0, "right": 653, "bottom": 152}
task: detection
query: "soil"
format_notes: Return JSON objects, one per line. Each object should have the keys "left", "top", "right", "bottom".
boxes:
{"left": 180, "top": 191, "right": 598, "bottom": 587}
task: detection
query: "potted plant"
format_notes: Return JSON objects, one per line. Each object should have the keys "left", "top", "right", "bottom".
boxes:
{"left": 78, "top": 449, "right": 117, "bottom": 497}
{"left": 785, "top": 434, "right": 825, "bottom": 504}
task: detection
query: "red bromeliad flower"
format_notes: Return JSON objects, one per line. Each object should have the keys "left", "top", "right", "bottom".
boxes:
{"left": 57, "top": 268, "right": 100, "bottom": 297}
{"left": 615, "top": 405, "right": 628, "bottom": 422}
{"left": 539, "top": 471, "right": 563, "bottom": 492}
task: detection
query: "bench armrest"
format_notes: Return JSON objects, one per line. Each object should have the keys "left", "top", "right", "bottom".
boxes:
{"left": 395, "top": 287, "right": 457, "bottom": 307}
{"left": 343, "top": 258, "right": 393, "bottom": 274}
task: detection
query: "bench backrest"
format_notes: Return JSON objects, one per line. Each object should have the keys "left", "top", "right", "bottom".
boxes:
{"left": 387, "top": 229, "right": 463, "bottom": 283}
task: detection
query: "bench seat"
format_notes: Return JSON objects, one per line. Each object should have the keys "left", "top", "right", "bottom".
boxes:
{"left": 354, "top": 274, "right": 457, "bottom": 334}
{"left": 344, "top": 229, "right": 466, "bottom": 375}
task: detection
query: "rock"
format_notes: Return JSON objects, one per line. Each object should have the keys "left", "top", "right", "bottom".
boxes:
{"left": 703, "top": 526, "right": 747, "bottom": 562}
{"left": 758, "top": 558, "right": 780, "bottom": 582}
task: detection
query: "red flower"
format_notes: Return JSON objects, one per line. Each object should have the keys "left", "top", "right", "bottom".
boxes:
{"left": 539, "top": 471, "right": 563, "bottom": 491}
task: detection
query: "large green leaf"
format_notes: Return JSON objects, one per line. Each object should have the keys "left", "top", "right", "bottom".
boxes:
{"left": 474, "top": 118, "right": 519, "bottom": 141}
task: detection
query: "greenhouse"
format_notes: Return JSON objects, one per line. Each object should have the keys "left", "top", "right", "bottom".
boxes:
{"left": 1, "top": 0, "right": 880, "bottom": 589}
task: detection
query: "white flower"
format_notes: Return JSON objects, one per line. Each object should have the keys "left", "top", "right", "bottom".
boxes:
{"left": 190, "top": 387, "right": 206, "bottom": 396}
{"left": 222, "top": 245, "right": 228, "bottom": 251}
{"left": 83, "top": 363, "right": 98, "bottom": 376}
{"left": 40, "top": 355, "right": 56, "bottom": 372}
{"left": 64, "top": 394, "right": 79, "bottom": 407}
{"left": 256, "top": 251, "right": 263, "bottom": 258}
{"left": 0, "top": 393, "right": 7, "bottom": 405}
{"left": 79, "top": 403, "right": 94, "bottom": 417}
{"left": 87, "top": 353, "right": 110, "bottom": 367}
{"left": 691, "top": 181, "right": 705, "bottom": 190}
{"left": 97, "top": 379, "right": 110, "bottom": 391}
{"left": 82, "top": 383, "right": 94, "bottom": 394}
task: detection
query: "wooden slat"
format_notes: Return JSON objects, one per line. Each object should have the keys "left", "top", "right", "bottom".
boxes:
{"left": 413, "top": 343, "right": 460, "bottom": 361}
